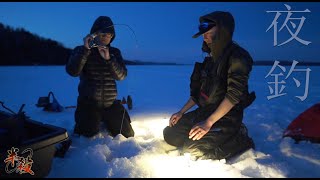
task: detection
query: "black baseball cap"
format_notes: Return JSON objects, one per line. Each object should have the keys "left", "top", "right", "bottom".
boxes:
{"left": 192, "top": 21, "right": 216, "bottom": 38}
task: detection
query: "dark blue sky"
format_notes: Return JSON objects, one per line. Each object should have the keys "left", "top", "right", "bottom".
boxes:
{"left": 0, "top": 2, "right": 319, "bottom": 64}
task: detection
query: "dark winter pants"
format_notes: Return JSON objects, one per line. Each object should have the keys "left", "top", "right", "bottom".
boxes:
{"left": 74, "top": 97, "right": 134, "bottom": 138}
{"left": 163, "top": 107, "right": 253, "bottom": 160}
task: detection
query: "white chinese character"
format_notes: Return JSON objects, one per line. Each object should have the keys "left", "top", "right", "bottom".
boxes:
{"left": 265, "top": 60, "right": 311, "bottom": 101}
{"left": 266, "top": 4, "right": 311, "bottom": 46}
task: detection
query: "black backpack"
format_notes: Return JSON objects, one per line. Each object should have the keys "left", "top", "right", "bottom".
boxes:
{"left": 36, "top": 92, "right": 64, "bottom": 112}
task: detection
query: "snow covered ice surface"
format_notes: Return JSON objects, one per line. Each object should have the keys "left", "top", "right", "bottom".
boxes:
{"left": 0, "top": 65, "right": 319, "bottom": 178}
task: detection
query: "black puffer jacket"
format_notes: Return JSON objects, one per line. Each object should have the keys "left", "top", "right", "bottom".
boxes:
{"left": 66, "top": 16, "right": 127, "bottom": 108}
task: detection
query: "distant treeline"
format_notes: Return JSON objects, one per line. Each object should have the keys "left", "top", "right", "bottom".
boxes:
{"left": 0, "top": 22, "right": 178, "bottom": 66}
{"left": 123, "top": 60, "right": 178, "bottom": 65}
{"left": 0, "top": 22, "right": 72, "bottom": 65}
{"left": 254, "top": 60, "right": 320, "bottom": 66}
{"left": 0, "top": 22, "right": 317, "bottom": 66}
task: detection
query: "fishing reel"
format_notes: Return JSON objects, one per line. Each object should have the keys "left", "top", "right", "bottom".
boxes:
{"left": 118, "top": 95, "right": 133, "bottom": 110}
{"left": 88, "top": 33, "right": 108, "bottom": 49}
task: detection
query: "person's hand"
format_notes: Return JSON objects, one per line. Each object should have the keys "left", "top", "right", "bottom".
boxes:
{"left": 169, "top": 111, "right": 183, "bottom": 127}
{"left": 83, "top": 34, "right": 93, "bottom": 50}
{"left": 98, "top": 47, "right": 110, "bottom": 60}
{"left": 189, "top": 120, "right": 213, "bottom": 141}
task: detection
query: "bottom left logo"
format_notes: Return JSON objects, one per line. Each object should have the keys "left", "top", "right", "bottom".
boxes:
{"left": 3, "top": 147, "right": 34, "bottom": 175}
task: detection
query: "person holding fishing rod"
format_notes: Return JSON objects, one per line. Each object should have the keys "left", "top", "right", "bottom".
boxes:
{"left": 66, "top": 16, "right": 134, "bottom": 138}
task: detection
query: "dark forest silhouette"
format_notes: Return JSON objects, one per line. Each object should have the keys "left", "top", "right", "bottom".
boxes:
{"left": 0, "top": 22, "right": 178, "bottom": 66}
{"left": 0, "top": 22, "right": 72, "bottom": 65}
{"left": 0, "top": 22, "right": 318, "bottom": 66}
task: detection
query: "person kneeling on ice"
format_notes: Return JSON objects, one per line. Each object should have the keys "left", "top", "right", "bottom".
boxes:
{"left": 66, "top": 16, "right": 134, "bottom": 138}
{"left": 163, "top": 11, "right": 256, "bottom": 160}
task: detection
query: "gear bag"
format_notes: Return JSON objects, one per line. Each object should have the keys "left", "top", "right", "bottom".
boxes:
{"left": 36, "top": 91, "right": 64, "bottom": 112}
